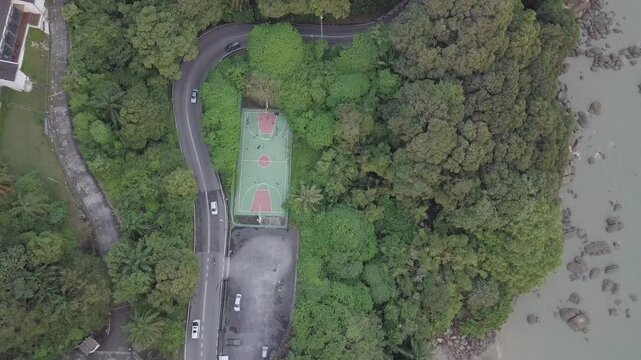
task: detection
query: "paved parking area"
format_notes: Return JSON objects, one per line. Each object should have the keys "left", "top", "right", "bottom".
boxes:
{"left": 220, "top": 228, "right": 298, "bottom": 359}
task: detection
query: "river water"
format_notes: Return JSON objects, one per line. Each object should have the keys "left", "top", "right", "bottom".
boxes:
{"left": 482, "top": 1, "right": 641, "bottom": 359}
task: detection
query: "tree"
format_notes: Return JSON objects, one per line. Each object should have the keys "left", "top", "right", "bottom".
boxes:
{"left": 390, "top": 0, "right": 513, "bottom": 80}
{"left": 291, "top": 182, "right": 324, "bottom": 213}
{"left": 129, "top": 6, "right": 199, "bottom": 79}
{"left": 248, "top": 23, "right": 304, "bottom": 77}
{"left": 119, "top": 84, "right": 168, "bottom": 150}
{"left": 89, "top": 90, "right": 124, "bottom": 129}
{"left": 27, "top": 232, "right": 65, "bottom": 265}
{"left": 0, "top": 168, "right": 14, "bottom": 199}
{"left": 10, "top": 192, "right": 50, "bottom": 218}
{"left": 397, "top": 337, "right": 432, "bottom": 360}
{"left": 124, "top": 309, "right": 165, "bottom": 350}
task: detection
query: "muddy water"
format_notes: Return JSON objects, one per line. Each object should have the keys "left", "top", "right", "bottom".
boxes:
{"left": 484, "top": 1, "right": 641, "bottom": 359}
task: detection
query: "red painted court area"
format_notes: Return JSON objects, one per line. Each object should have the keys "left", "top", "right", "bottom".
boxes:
{"left": 258, "top": 112, "right": 276, "bottom": 135}
{"left": 250, "top": 188, "right": 272, "bottom": 212}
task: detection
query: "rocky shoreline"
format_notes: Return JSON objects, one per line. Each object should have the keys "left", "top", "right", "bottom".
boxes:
{"left": 529, "top": 0, "right": 638, "bottom": 341}
{"left": 433, "top": 1, "right": 639, "bottom": 359}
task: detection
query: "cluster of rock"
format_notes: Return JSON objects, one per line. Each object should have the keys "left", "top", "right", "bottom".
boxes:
{"left": 551, "top": 200, "right": 636, "bottom": 332}
{"left": 433, "top": 329, "right": 495, "bottom": 360}
{"left": 566, "top": 0, "right": 641, "bottom": 72}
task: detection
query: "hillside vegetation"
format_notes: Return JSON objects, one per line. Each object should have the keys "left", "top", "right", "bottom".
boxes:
{"left": 0, "top": 166, "right": 111, "bottom": 360}
{"left": 202, "top": 0, "right": 578, "bottom": 357}
{"left": 59, "top": 0, "right": 577, "bottom": 357}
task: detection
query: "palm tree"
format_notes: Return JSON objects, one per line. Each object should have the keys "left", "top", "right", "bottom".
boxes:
{"left": 121, "top": 211, "right": 153, "bottom": 239}
{"left": 0, "top": 171, "right": 14, "bottom": 199}
{"left": 121, "top": 241, "right": 153, "bottom": 275}
{"left": 124, "top": 309, "right": 164, "bottom": 350}
{"left": 10, "top": 192, "right": 50, "bottom": 217}
{"left": 90, "top": 90, "right": 125, "bottom": 129}
{"left": 292, "top": 182, "right": 324, "bottom": 213}
{"left": 397, "top": 337, "right": 432, "bottom": 360}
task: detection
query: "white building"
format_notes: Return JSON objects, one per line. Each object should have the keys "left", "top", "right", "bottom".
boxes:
{"left": 0, "top": 0, "right": 48, "bottom": 92}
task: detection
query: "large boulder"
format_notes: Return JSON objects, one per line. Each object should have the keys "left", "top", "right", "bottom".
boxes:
{"left": 559, "top": 308, "right": 590, "bottom": 332}
{"left": 567, "top": 257, "right": 588, "bottom": 273}
{"left": 589, "top": 101, "right": 602, "bottom": 115}
{"left": 605, "top": 217, "right": 624, "bottom": 232}
{"left": 577, "top": 111, "right": 590, "bottom": 128}
{"left": 584, "top": 241, "right": 612, "bottom": 256}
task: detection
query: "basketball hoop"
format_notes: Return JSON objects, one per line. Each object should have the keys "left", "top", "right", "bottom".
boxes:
{"left": 265, "top": 100, "right": 269, "bottom": 111}
{"left": 258, "top": 213, "right": 263, "bottom": 224}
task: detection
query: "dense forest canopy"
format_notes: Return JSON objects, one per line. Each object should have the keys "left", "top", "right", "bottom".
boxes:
{"left": 201, "top": 0, "right": 578, "bottom": 357}
{"left": 0, "top": 166, "right": 111, "bottom": 360}
{"left": 54, "top": 0, "right": 578, "bottom": 357}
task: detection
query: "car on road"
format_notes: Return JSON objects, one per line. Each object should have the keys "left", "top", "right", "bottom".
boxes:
{"left": 210, "top": 201, "right": 218, "bottom": 215}
{"left": 261, "top": 346, "right": 269, "bottom": 359}
{"left": 225, "top": 41, "right": 241, "bottom": 53}
{"left": 191, "top": 320, "right": 200, "bottom": 339}
{"left": 234, "top": 293, "right": 242, "bottom": 311}
{"left": 190, "top": 89, "right": 198, "bottom": 103}
{"left": 224, "top": 338, "right": 242, "bottom": 346}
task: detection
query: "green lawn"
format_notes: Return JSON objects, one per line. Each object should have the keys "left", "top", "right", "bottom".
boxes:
{"left": 0, "top": 28, "right": 90, "bottom": 243}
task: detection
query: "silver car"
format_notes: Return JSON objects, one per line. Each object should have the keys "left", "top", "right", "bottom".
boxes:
{"left": 261, "top": 346, "right": 269, "bottom": 359}
{"left": 190, "top": 89, "right": 198, "bottom": 103}
{"left": 234, "top": 293, "right": 242, "bottom": 312}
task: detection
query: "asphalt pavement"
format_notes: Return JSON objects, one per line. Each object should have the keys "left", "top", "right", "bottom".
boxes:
{"left": 173, "top": 3, "right": 410, "bottom": 357}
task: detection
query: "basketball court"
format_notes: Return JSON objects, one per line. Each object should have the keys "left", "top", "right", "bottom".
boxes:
{"left": 232, "top": 109, "right": 291, "bottom": 227}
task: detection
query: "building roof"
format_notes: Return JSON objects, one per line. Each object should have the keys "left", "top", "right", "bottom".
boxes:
{"left": 78, "top": 336, "right": 100, "bottom": 355}
{"left": 0, "top": 2, "right": 11, "bottom": 35}
{"left": 0, "top": 60, "right": 18, "bottom": 81}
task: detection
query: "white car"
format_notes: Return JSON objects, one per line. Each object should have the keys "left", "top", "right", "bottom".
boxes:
{"left": 191, "top": 319, "right": 200, "bottom": 339}
{"left": 190, "top": 89, "right": 198, "bottom": 103}
{"left": 210, "top": 201, "right": 218, "bottom": 215}
{"left": 261, "top": 346, "right": 269, "bottom": 359}
{"left": 234, "top": 293, "right": 242, "bottom": 312}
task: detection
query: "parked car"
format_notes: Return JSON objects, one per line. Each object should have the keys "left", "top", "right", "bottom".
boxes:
{"left": 210, "top": 201, "right": 218, "bottom": 215}
{"left": 234, "top": 293, "right": 242, "bottom": 312}
{"left": 225, "top": 41, "right": 241, "bottom": 52}
{"left": 190, "top": 89, "right": 198, "bottom": 103}
{"left": 224, "top": 338, "right": 242, "bottom": 346}
{"left": 191, "top": 320, "right": 200, "bottom": 339}
{"left": 261, "top": 346, "right": 269, "bottom": 359}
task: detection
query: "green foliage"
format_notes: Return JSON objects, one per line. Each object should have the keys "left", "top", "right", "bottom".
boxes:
{"left": 390, "top": 0, "right": 513, "bottom": 79}
{"left": 248, "top": 23, "right": 304, "bottom": 77}
{"left": 327, "top": 72, "right": 371, "bottom": 107}
{"left": 64, "top": 0, "right": 202, "bottom": 354}
{"left": 200, "top": 58, "right": 244, "bottom": 193}
{"left": 0, "top": 168, "right": 111, "bottom": 360}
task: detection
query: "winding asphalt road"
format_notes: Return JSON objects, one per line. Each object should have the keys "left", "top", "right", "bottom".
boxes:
{"left": 172, "top": 4, "right": 408, "bottom": 358}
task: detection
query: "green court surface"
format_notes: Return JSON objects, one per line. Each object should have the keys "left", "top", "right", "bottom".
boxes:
{"left": 233, "top": 108, "right": 291, "bottom": 227}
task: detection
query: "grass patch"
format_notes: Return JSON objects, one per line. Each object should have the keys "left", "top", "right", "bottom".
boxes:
{"left": 21, "top": 28, "right": 50, "bottom": 84}
{"left": 0, "top": 29, "right": 89, "bottom": 243}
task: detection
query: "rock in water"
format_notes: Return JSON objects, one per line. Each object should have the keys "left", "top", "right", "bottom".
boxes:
{"left": 589, "top": 101, "right": 602, "bottom": 115}
{"left": 613, "top": 202, "right": 623, "bottom": 212}
{"left": 605, "top": 264, "right": 619, "bottom": 274}
{"left": 608, "top": 308, "right": 618, "bottom": 316}
{"left": 567, "top": 258, "right": 588, "bottom": 273}
{"left": 602, "top": 279, "right": 619, "bottom": 294}
{"left": 605, "top": 217, "right": 624, "bottom": 232}
{"left": 569, "top": 292, "right": 582, "bottom": 305}
{"left": 589, "top": 267, "right": 601, "bottom": 279}
{"left": 527, "top": 314, "right": 540, "bottom": 324}
{"left": 584, "top": 241, "right": 612, "bottom": 256}
{"left": 559, "top": 308, "right": 590, "bottom": 332}
{"left": 577, "top": 111, "right": 590, "bottom": 128}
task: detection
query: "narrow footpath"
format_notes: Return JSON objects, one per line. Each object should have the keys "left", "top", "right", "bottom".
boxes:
{"left": 46, "top": 0, "right": 119, "bottom": 256}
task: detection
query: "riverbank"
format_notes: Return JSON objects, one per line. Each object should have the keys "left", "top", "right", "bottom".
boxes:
{"left": 484, "top": 0, "right": 641, "bottom": 358}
